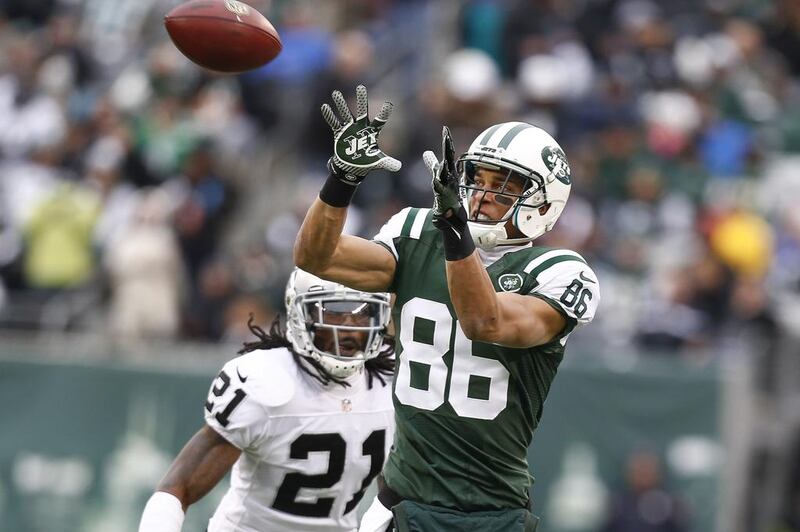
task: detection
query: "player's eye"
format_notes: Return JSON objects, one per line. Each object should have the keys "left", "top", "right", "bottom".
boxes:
{"left": 505, "top": 172, "right": 531, "bottom": 195}
{"left": 482, "top": 179, "right": 504, "bottom": 193}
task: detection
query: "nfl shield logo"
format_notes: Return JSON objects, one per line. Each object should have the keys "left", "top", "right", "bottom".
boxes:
{"left": 498, "top": 273, "right": 523, "bottom": 293}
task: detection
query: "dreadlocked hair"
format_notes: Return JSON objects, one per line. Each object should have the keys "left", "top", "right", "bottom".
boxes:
{"left": 238, "top": 315, "right": 396, "bottom": 390}
{"left": 238, "top": 314, "right": 292, "bottom": 352}
{"left": 364, "top": 335, "right": 395, "bottom": 389}
{"left": 238, "top": 315, "right": 348, "bottom": 387}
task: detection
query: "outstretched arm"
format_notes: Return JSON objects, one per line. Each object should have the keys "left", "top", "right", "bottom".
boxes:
{"left": 294, "top": 197, "right": 396, "bottom": 292}
{"left": 294, "top": 85, "right": 401, "bottom": 292}
{"left": 138, "top": 426, "right": 240, "bottom": 532}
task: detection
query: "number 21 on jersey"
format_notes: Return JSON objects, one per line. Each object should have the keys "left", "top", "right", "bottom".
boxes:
{"left": 394, "top": 297, "right": 509, "bottom": 420}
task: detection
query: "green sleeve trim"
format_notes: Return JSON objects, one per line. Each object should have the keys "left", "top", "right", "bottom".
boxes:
{"left": 400, "top": 208, "right": 420, "bottom": 238}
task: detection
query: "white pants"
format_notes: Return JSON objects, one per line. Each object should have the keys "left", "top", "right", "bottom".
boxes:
{"left": 358, "top": 495, "right": 394, "bottom": 532}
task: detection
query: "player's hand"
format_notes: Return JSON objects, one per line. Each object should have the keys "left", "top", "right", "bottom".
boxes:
{"left": 322, "top": 85, "right": 402, "bottom": 185}
{"left": 424, "top": 126, "right": 464, "bottom": 228}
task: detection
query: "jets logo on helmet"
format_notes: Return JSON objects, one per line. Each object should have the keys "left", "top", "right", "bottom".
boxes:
{"left": 542, "top": 146, "right": 571, "bottom": 185}
{"left": 457, "top": 121, "right": 572, "bottom": 250}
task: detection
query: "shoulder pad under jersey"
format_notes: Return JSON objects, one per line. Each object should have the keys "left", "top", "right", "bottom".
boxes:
{"left": 230, "top": 348, "right": 297, "bottom": 408}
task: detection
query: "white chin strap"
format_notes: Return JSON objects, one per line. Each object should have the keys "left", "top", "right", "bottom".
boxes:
{"left": 468, "top": 222, "right": 536, "bottom": 250}
{"left": 312, "top": 350, "right": 365, "bottom": 379}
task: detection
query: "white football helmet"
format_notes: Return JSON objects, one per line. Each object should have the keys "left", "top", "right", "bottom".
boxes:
{"left": 285, "top": 268, "right": 391, "bottom": 379}
{"left": 456, "top": 121, "right": 572, "bottom": 249}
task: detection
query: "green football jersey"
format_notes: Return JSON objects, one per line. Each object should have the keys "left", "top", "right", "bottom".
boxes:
{"left": 372, "top": 207, "right": 600, "bottom": 511}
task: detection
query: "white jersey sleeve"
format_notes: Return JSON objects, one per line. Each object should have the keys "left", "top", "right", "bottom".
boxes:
{"left": 204, "top": 350, "right": 295, "bottom": 451}
{"left": 372, "top": 207, "right": 416, "bottom": 261}
{"left": 524, "top": 250, "right": 600, "bottom": 326}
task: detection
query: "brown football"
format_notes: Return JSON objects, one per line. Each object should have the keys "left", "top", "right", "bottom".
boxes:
{"left": 164, "top": 0, "right": 282, "bottom": 73}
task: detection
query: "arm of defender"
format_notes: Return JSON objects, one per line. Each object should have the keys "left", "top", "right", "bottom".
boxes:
{"left": 156, "top": 426, "right": 241, "bottom": 508}
{"left": 294, "top": 197, "right": 395, "bottom": 292}
{"left": 138, "top": 426, "right": 240, "bottom": 531}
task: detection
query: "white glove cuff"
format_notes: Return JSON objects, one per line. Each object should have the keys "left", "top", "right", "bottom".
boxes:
{"left": 139, "top": 491, "right": 185, "bottom": 532}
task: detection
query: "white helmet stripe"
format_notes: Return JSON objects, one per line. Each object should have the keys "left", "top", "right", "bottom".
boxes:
{"left": 506, "top": 128, "right": 540, "bottom": 157}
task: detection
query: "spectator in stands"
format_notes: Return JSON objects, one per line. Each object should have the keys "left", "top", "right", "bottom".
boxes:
{"left": 23, "top": 179, "right": 100, "bottom": 291}
{"left": 169, "top": 140, "right": 236, "bottom": 287}
{"left": 105, "top": 188, "right": 184, "bottom": 341}
{"left": 600, "top": 450, "right": 691, "bottom": 532}
{"left": 182, "top": 259, "right": 235, "bottom": 341}
{"left": 0, "top": 33, "right": 66, "bottom": 159}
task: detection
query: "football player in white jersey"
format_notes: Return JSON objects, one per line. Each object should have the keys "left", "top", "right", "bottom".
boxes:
{"left": 138, "top": 268, "right": 395, "bottom": 532}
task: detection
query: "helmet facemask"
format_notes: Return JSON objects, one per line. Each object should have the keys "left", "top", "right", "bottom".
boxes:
{"left": 289, "top": 288, "right": 390, "bottom": 379}
{"left": 457, "top": 158, "right": 549, "bottom": 249}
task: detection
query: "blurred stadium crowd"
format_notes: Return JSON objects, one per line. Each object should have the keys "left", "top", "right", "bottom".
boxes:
{"left": 2, "top": 0, "right": 799, "bottom": 357}
{"left": 1, "top": 0, "right": 800, "bottom": 529}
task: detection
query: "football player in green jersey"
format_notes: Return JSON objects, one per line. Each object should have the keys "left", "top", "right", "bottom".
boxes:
{"left": 295, "top": 85, "right": 600, "bottom": 532}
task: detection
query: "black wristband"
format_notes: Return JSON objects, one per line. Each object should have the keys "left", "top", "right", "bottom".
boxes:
{"left": 439, "top": 207, "right": 476, "bottom": 261}
{"left": 319, "top": 171, "right": 358, "bottom": 207}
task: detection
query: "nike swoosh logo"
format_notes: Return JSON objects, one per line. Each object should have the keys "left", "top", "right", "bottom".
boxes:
{"left": 579, "top": 272, "right": 595, "bottom": 284}
{"left": 236, "top": 368, "right": 248, "bottom": 383}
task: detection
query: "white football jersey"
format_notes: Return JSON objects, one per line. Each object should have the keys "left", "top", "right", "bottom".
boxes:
{"left": 519, "top": 249, "right": 600, "bottom": 328}
{"left": 203, "top": 348, "right": 395, "bottom": 532}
